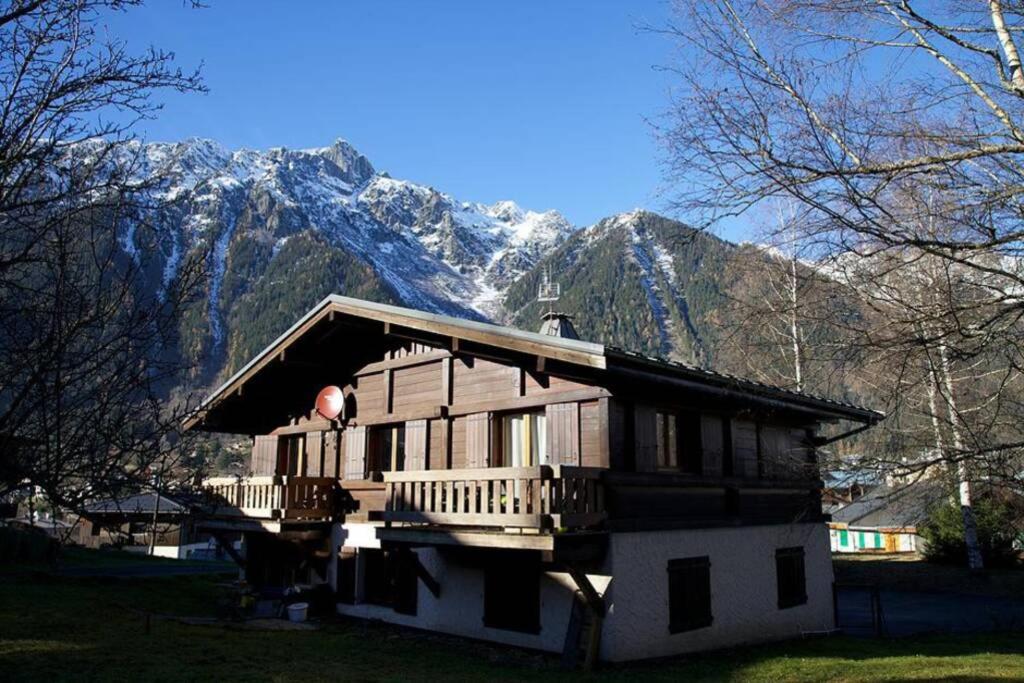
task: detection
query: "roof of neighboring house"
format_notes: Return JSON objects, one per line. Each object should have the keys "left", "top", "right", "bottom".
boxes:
{"left": 831, "top": 481, "right": 941, "bottom": 529}
{"left": 187, "top": 295, "right": 884, "bottom": 432}
{"left": 823, "top": 468, "right": 884, "bottom": 490}
{"left": 84, "top": 493, "right": 187, "bottom": 516}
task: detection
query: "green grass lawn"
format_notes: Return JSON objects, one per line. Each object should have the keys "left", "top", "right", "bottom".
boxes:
{"left": 1, "top": 567, "right": 1022, "bottom": 682}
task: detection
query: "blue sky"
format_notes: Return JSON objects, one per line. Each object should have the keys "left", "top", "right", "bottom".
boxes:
{"left": 105, "top": 1, "right": 748, "bottom": 239}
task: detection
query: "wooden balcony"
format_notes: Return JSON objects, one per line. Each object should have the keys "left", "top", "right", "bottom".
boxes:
{"left": 381, "top": 465, "right": 607, "bottom": 532}
{"left": 201, "top": 476, "right": 336, "bottom": 530}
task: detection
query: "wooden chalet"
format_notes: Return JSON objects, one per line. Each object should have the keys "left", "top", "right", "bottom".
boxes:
{"left": 189, "top": 295, "right": 881, "bottom": 663}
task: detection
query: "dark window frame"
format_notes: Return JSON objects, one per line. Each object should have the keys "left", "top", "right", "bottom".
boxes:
{"left": 775, "top": 546, "right": 807, "bottom": 609}
{"left": 667, "top": 556, "right": 713, "bottom": 633}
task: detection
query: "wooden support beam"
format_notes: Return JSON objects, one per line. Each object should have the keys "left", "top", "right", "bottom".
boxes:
{"left": 565, "top": 564, "right": 606, "bottom": 616}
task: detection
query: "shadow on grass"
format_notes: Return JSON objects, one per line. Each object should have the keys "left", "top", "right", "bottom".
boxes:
{"left": 1, "top": 572, "right": 1022, "bottom": 682}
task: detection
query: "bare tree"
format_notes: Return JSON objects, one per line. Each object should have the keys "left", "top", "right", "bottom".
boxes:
{"left": 659, "top": 1, "right": 1024, "bottom": 568}
{"left": 0, "top": 1, "right": 207, "bottom": 514}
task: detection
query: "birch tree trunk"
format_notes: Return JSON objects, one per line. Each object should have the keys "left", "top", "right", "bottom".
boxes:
{"left": 937, "top": 343, "right": 985, "bottom": 571}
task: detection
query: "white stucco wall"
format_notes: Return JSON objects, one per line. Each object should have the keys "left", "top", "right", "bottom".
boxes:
{"left": 601, "top": 523, "right": 835, "bottom": 661}
{"left": 333, "top": 522, "right": 834, "bottom": 662}
{"left": 335, "top": 542, "right": 600, "bottom": 652}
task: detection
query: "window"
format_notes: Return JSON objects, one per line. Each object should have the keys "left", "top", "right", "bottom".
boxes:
{"left": 657, "top": 411, "right": 702, "bottom": 473}
{"left": 668, "top": 556, "right": 713, "bottom": 633}
{"left": 656, "top": 411, "right": 678, "bottom": 469}
{"left": 367, "top": 424, "right": 405, "bottom": 474}
{"left": 483, "top": 551, "right": 540, "bottom": 633}
{"left": 775, "top": 547, "right": 807, "bottom": 609}
{"left": 497, "top": 411, "right": 547, "bottom": 467}
{"left": 277, "top": 434, "right": 305, "bottom": 475}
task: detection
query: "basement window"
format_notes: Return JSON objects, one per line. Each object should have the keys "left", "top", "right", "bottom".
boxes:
{"left": 775, "top": 547, "right": 807, "bottom": 609}
{"left": 668, "top": 556, "right": 713, "bottom": 633}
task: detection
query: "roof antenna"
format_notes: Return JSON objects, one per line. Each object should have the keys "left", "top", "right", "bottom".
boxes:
{"left": 537, "top": 265, "right": 560, "bottom": 315}
{"left": 537, "top": 265, "right": 580, "bottom": 340}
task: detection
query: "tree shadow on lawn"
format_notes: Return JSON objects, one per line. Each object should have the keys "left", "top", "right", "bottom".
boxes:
{"left": 2, "top": 573, "right": 1023, "bottom": 682}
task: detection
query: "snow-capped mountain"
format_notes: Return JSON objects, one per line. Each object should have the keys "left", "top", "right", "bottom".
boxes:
{"left": 115, "top": 136, "right": 853, "bottom": 397}
{"left": 115, "top": 138, "right": 577, "bottom": 377}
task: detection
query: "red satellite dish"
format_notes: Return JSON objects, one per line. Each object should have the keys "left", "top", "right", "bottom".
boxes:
{"left": 315, "top": 385, "right": 344, "bottom": 420}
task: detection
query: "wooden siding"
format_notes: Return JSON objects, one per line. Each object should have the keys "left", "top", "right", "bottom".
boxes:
{"left": 391, "top": 363, "right": 441, "bottom": 413}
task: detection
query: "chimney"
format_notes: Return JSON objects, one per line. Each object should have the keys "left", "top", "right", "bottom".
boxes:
{"left": 538, "top": 311, "right": 580, "bottom": 340}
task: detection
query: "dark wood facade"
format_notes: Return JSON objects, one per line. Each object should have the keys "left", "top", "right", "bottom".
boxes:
{"left": 193, "top": 296, "right": 881, "bottom": 541}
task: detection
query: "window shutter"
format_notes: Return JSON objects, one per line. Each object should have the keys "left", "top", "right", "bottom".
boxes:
{"left": 667, "top": 556, "right": 713, "bottom": 633}
{"left": 546, "top": 402, "right": 580, "bottom": 466}
{"left": 775, "top": 547, "right": 807, "bottom": 608}
{"left": 306, "top": 431, "right": 324, "bottom": 477}
{"left": 700, "top": 415, "right": 723, "bottom": 477}
{"left": 252, "top": 436, "right": 278, "bottom": 475}
{"left": 344, "top": 425, "right": 367, "bottom": 480}
{"left": 322, "top": 430, "right": 340, "bottom": 478}
{"left": 405, "top": 419, "right": 428, "bottom": 471}
{"left": 465, "top": 413, "right": 491, "bottom": 468}
{"left": 731, "top": 419, "right": 759, "bottom": 478}
{"left": 634, "top": 404, "right": 658, "bottom": 472}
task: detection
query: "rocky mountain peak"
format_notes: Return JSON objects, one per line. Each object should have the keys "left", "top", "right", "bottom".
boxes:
{"left": 313, "top": 138, "right": 376, "bottom": 186}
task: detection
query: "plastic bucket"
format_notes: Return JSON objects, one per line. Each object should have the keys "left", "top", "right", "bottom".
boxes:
{"left": 286, "top": 602, "right": 309, "bottom": 623}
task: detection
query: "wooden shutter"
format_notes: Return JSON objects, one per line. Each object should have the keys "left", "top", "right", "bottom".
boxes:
{"left": 700, "top": 415, "right": 724, "bottom": 477}
{"left": 344, "top": 425, "right": 367, "bottom": 480}
{"left": 305, "top": 431, "right": 324, "bottom": 477}
{"left": 251, "top": 435, "right": 278, "bottom": 475}
{"left": 731, "top": 419, "right": 759, "bottom": 478}
{"left": 466, "top": 413, "right": 490, "bottom": 468}
{"left": 546, "top": 402, "right": 580, "bottom": 466}
{"left": 322, "top": 430, "right": 340, "bottom": 478}
{"left": 668, "top": 556, "right": 713, "bottom": 633}
{"left": 634, "top": 404, "right": 658, "bottom": 472}
{"left": 405, "top": 419, "right": 428, "bottom": 471}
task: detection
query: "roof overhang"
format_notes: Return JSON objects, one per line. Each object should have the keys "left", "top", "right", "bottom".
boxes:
{"left": 185, "top": 295, "right": 882, "bottom": 434}
{"left": 185, "top": 295, "right": 607, "bottom": 433}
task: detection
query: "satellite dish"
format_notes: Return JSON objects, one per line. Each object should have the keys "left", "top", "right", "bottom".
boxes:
{"left": 315, "top": 385, "right": 344, "bottom": 420}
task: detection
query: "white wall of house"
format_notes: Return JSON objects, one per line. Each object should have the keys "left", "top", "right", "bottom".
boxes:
{"left": 332, "top": 522, "right": 834, "bottom": 661}
{"left": 334, "top": 530, "right": 600, "bottom": 652}
{"left": 600, "top": 523, "right": 834, "bottom": 661}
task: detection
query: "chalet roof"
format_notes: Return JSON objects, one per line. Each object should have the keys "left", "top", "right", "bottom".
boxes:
{"left": 186, "top": 295, "right": 883, "bottom": 432}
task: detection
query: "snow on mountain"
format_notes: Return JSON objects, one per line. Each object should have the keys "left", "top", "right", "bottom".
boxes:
{"left": 119, "top": 137, "right": 578, "bottom": 359}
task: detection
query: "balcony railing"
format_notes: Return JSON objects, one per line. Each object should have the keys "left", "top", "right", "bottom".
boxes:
{"left": 202, "top": 475, "right": 336, "bottom": 522}
{"left": 381, "top": 465, "right": 606, "bottom": 531}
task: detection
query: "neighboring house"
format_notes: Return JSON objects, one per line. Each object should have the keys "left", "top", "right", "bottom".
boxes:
{"left": 188, "top": 295, "right": 881, "bottom": 663}
{"left": 82, "top": 492, "right": 210, "bottom": 559}
{"left": 829, "top": 483, "right": 935, "bottom": 554}
{"left": 821, "top": 468, "right": 882, "bottom": 516}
